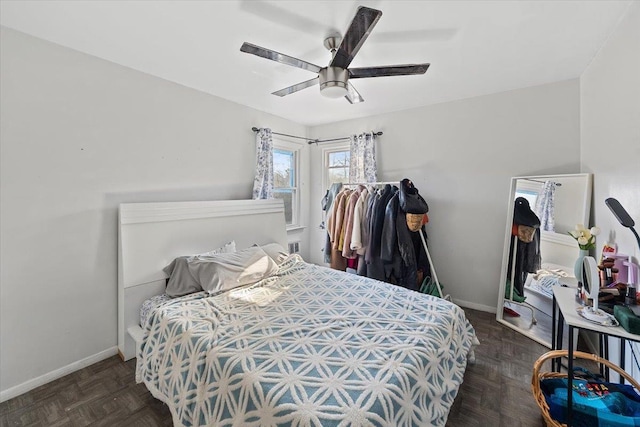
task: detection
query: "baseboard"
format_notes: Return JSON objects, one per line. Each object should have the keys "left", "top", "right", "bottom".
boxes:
{"left": 0, "top": 346, "right": 118, "bottom": 403}
{"left": 454, "top": 298, "right": 497, "bottom": 314}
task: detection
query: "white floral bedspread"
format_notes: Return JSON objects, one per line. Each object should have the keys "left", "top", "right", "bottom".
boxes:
{"left": 137, "top": 255, "right": 478, "bottom": 427}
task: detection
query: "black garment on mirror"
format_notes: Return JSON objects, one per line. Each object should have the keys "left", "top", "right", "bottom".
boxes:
{"left": 508, "top": 198, "right": 541, "bottom": 296}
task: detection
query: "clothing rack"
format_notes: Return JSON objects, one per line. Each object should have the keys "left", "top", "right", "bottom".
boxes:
{"left": 339, "top": 180, "right": 447, "bottom": 300}
{"left": 251, "top": 127, "right": 382, "bottom": 145}
{"left": 329, "top": 179, "right": 449, "bottom": 301}
{"left": 418, "top": 230, "right": 449, "bottom": 301}
{"left": 341, "top": 181, "right": 398, "bottom": 187}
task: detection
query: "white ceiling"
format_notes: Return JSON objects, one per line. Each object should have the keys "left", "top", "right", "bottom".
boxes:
{"left": 0, "top": 0, "right": 633, "bottom": 126}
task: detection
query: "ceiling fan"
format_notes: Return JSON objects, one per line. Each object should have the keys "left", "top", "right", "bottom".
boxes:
{"left": 240, "top": 6, "right": 430, "bottom": 104}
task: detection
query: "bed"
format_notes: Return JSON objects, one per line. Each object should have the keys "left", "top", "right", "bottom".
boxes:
{"left": 118, "top": 199, "right": 478, "bottom": 427}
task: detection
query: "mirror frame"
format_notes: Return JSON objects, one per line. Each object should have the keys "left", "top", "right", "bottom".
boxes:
{"left": 496, "top": 173, "right": 592, "bottom": 347}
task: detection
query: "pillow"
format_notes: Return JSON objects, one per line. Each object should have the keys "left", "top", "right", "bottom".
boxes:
{"left": 187, "top": 246, "right": 278, "bottom": 293}
{"left": 194, "top": 240, "right": 237, "bottom": 260}
{"left": 164, "top": 240, "right": 236, "bottom": 297}
{"left": 255, "top": 242, "right": 289, "bottom": 265}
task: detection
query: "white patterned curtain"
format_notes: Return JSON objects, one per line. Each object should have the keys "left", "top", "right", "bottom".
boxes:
{"left": 349, "top": 132, "right": 377, "bottom": 183}
{"left": 252, "top": 128, "right": 274, "bottom": 199}
{"left": 534, "top": 180, "right": 556, "bottom": 231}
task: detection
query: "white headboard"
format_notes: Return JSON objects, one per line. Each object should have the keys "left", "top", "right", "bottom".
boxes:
{"left": 117, "top": 199, "right": 287, "bottom": 360}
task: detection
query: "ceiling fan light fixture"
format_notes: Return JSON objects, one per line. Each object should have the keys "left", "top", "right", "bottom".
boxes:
{"left": 319, "top": 67, "right": 349, "bottom": 99}
{"left": 320, "top": 81, "right": 348, "bottom": 98}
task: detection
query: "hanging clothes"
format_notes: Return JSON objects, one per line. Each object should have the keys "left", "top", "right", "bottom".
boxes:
{"left": 350, "top": 186, "right": 370, "bottom": 256}
{"left": 328, "top": 189, "right": 352, "bottom": 270}
{"left": 507, "top": 197, "right": 542, "bottom": 297}
{"left": 336, "top": 190, "right": 353, "bottom": 253}
{"left": 381, "top": 179, "right": 430, "bottom": 290}
{"left": 366, "top": 185, "right": 397, "bottom": 281}
{"left": 323, "top": 179, "right": 434, "bottom": 292}
{"left": 321, "top": 183, "right": 343, "bottom": 263}
{"left": 357, "top": 186, "right": 379, "bottom": 276}
{"left": 342, "top": 185, "right": 366, "bottom": 259}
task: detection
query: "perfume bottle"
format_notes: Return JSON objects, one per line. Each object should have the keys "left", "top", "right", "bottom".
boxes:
{"left": 576, "top": 284, "right": 585, "bottom": 305}
{"left": 626, "top": 285, "right": 637, "bottom": 306}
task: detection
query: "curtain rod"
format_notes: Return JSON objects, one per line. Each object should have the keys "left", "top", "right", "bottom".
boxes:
{"left": 251, "top": 127, "right": 383, "bottom": 145}
{"left": 524, "top": 178, "right": 562, "bottom": 187}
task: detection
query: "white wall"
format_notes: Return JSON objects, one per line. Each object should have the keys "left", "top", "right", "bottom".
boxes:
{"left": 308, "top": 80, "right": 581, "bottom": 312}
{"left": 3, "top": 0, "right": 636, "bottom": 399}
{"left": 0, "top": 27, "right": 309, "bottom": 398}
{"left": 580, "top": 2, "right": 640, "bottom": 380}
{"left": 581, "top": 1, "right": 640, "bottom": 263}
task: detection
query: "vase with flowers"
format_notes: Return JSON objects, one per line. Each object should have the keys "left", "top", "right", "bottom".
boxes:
{"left": 568, "top": 224, "right": 601, "bottom": 282}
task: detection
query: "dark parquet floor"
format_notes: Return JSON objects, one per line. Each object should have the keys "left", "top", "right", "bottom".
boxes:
{"left": 1, "top": 309, "right": 551, "bottom": 426}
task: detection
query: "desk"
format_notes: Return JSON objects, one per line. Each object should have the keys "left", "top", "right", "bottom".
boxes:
{"left": 552, "top": 286, "right": 640, "bottom": 426}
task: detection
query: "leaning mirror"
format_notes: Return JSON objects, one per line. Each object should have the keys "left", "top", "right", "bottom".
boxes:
{"left": 496, "top": 173, "right": 592, "bottom": 347}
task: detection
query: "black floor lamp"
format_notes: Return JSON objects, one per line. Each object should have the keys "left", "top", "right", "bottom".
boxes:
{"left": 605, "top": 197, "right": 640, "bottom": 252}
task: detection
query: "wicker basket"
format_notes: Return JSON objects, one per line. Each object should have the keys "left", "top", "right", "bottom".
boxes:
{"left": 532, "top": 350, "right": 640, "bottom": 427}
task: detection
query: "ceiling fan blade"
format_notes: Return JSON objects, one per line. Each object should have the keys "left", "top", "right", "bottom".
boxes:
{"left": 349, "top": 63, "right": 430, "bottom": 79}
{"left": 240, "top": 42, "right": 322, "bottom": 74}
{"left": 272, "top": 77, "right": 319, "bottom": 97}
{"left": 344, "top": 82, "right": 364, "bottom": 104}
{"left": 330, "top": 6, "right": 382, "bottom": 69}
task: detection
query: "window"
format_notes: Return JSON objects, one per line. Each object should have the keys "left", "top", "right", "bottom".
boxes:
{"left": 325, "top": 148, "right": 350, "bottom": 189}
{"left": 515, "top": 189, "right": 538, "bottom": 208}
{"left": 273, "top": 145, "right": 299, "bottom": 227}
{"left": 515, "top": 181, "right": 542, "bottom": 208}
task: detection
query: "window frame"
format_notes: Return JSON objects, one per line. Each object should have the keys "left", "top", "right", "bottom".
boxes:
{"left": 323, "top": 144, "right": 351, "bottom": 190}
{"left": 515, "top": 181, "right": 542, "bottom": 209}
{"left": 272, "top": 139, "right": 301, "bottom": 229}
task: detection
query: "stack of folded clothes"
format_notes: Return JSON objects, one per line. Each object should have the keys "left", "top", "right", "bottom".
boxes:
{"left": 529, "top": 268, "right": 569, "bottom": 297}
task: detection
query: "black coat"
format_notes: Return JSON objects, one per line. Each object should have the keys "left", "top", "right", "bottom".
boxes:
{"left": 381, "top": 192, "right": 430, "bottom": 291}
{"left": 507, "top": 228, "right": 541, "bottom": 296}
{"left": 366, "top": 185, "right": 396, "bottom": 280}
